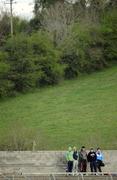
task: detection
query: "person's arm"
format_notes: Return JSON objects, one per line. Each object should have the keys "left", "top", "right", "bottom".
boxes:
{"left": 66, "top": 152, "right": 69, "bottom": 161}
{"left": 77, "top": 151, "right": 79, "bottom": 161}
{"left": 79, "top": 152, "right": 81, "bottom": 161}
{"left": 73, "top": 152, "right": 75, "bottom": 160}
{"left": 87, "top": 152, "right": 90, "bottom": 162}
{"left": 86, "top": 152, "right": 88, "bottom": 161}
{"left": 94, "top": 153, "right": 97, "bottom": 161}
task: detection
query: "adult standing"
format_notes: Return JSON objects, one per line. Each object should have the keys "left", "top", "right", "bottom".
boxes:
{"left": 96, "top": 148, "right": 104, "bottom": 172}
{"left": 73, "top": 146, "right": 79, "bottom": 175}
{"left": 66, "top": 147, "right": 74, "bottom": 173}
{"left": 79, "top": 146, "right": 87, "bottom": 172}
{"left": 87, "top": 148, "right": 97, "bottom": 173}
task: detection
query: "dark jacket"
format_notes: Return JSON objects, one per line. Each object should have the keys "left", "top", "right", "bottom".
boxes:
{"left": 79, "top": 150, "right": 87, "bottom": 162}
{"left": 87, "top": 151, "right": 97, "bottom": 162}
{"left": 73, "top": 151, "right": 78, "bottom": 160}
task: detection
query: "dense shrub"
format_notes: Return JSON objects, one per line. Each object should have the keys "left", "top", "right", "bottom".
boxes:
{"left": 101, "top": 9, "right": 117, "bottom": 62}
{"left": 2, "top": 32, "right": 63, "bottom": 94}
{"left": 4, "top": 34, "right": 41, "bottom": 92}
{"left": 0, "top": 14, "right": 10, "bottom": 46}
{"left": 0, "top": 2, "right": 116, "bottom": 97}
{"left": 29, "top": 32, "right": 63, "bottom": 85}
{"left": 0, "top": 52, "right": 14, "bottom": 97}
{"left": 13, "top": 17, "right": 30, "bottom": 34}
{"left": 61, "top": 24, "right": 107, "bottom": 79}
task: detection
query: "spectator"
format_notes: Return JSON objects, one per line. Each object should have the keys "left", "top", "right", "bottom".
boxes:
{"left": 96, "top": 148, "right": 104, "bottom": 172}
{"left": 79, "top": 146, "right": 87, "bottom": 172}
{"left": 66, "top": 147, "right": 73, "bottom": 173}
{"left": 87, "top": 148, "right": 97, "bottom": 173}
{"left": 73, "top": 146, "right": 79, "bottom": 175}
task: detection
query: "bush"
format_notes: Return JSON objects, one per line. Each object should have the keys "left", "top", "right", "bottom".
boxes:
{"left": 4, "top": 34, "right": 42, "bottom": 92}
{"left": 3, "top": 32, "right": 63, "bottom": 95}
{"left": 61, "top": 23, "right": 107, "bottom": 79}
{"left": 29, "top": 32, "right": 63, "bottom": 86}
{"left": 0, "top": 52, "right": 14, "bottom": 97}
{"left": 101, "top": 9, "right": 117, "bottom": 62}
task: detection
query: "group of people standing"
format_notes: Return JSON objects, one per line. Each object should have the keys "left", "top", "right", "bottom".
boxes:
{"left": 66, "top": 146, "right": 104, "bottom": 174}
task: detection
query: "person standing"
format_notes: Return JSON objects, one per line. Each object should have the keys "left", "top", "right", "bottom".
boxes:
{"left": 96, "top": 148, "right": 104, "bottom": 172}
{"left": 87, "top": 148, "right": 97, "bottom": 173}
{"left": 66, "top": 147, "right": 74, "bottom": 173}
{"left": 73, "top": 146, "right": 79, "bottom": 175}
{"left": 79, "top": 146, "right": 87, "bottom": 172}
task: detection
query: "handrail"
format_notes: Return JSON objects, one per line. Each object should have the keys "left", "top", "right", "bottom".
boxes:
{"left": 21, "top": 172, "right": 117, "bottom": 175}
{"left": 0, "top": 172, "right": 117, "bottom": 179}
{"left": 109, "top": 173, "right": 113, "bottom": 180}
{"left": 50, "top": 174, "right": 56, "bottom": 180}
{"left": 80, "top": 173, "right": 84, "bottom": 180}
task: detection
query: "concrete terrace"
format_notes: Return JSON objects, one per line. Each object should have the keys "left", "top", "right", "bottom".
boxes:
{"left": 0, "top": 151, "right": 117, "bottom": 175}
{"left": 0, "top": 174, "right": 117, "bottom": 180}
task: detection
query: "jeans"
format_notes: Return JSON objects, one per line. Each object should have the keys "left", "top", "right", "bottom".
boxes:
{"left": 90, "top": 161, "right": 97, "bottom": 172}
{"left": 67, "top": 161, "right": 73, "bottom": 173}
{"left": 97, "top": 160, "right": 102, "bottom": 172}
{"left": 73, "top": 160, "right": 78, "bottom": 173}
{"left": 79, "top": 160, "right": 87, "bottom": 172}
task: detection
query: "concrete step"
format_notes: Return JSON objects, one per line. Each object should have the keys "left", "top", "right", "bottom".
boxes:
{"left": 0, "top": 151, "right": 117, "bottom": 173}
{"left": 0, "top": 175, "right": 117, "bottom": 180}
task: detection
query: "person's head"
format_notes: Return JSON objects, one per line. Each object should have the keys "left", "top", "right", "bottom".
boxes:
{"left": 90, "top": 148, "right": 94, "bottom": 152}
{"left": 73, "top": 146, "right": 77, "bottom": 151}
{"left": 97, "top": 148, "right": 101, "bottom": 154}
{"left": 68, "top": 146, "right": 72, "bottom": 152}
{"left": 81, "top": 146, "right": 85, "bottom": 151}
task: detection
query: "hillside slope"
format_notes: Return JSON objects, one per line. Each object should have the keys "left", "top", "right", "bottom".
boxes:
{"left": 0, "top": 66, "right": 117, "bottom": 150}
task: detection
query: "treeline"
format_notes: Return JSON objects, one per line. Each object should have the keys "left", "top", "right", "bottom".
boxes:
{"left": 0, "top": 0, "right": 117, "bottom": 97}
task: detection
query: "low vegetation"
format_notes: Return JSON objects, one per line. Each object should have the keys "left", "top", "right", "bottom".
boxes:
{"left": 0, "top": 66, "right": 117, "bottom": 150}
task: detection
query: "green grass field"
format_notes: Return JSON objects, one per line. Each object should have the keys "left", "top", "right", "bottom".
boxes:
{"left": 0, "top": 66, "right": 117, "bottom": 150}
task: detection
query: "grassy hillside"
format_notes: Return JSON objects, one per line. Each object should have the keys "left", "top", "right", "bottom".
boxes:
{"left": 0, "top": 66, "right": 117, "bottom": 150}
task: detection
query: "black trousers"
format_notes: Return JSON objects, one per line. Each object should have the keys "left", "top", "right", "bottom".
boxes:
{"left": 79, "top": 160, "right": 87, "bottom": 172}
{"left": 90, "top": 161, "right": 97, "bottom": 172}
{"left": 67, "top": 161, "right": 73, "bottom": 172}
{"left": 97, "top": 160, "right": 102, "bottom": 172}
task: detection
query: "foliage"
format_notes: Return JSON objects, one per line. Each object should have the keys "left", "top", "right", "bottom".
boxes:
{"left": 0, "top": 51, "right": 14, "bottom": 97}
{"left": 61, "top": 23, "right": 107, "bottom": 78}
{"left": 39, "top": 2, "right": 76, "bottom": 46}
{"left": 101, "top": 9, "right": 117, "bottom": 62}
{"left": 2, "top": 32, "right": 63, "bottom": 94}
{"left": 29, "top": 32, "right": 63, "bottom": 85}
{"left": 0, "top": 0, "right": 116, "bottom": 97}
{"left": 4, "top": 34, "right": 40, "bottom": 92}
{"left": 13, "top": 17, "right": 30, "bottom": 34}
{"left": 0, "top": 66, "right": 117, "bottom": 150}
{"left": 0, "top": 13, "right": 10, "bottom": 46}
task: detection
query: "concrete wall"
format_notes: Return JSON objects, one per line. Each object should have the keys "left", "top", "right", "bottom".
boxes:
{"left": 0, "top": 151, "right": 117, "bottom": 174}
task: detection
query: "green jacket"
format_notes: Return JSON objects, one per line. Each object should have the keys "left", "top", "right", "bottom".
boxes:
{"left": 66, "top": 151, "right": 73, "bottom": 161}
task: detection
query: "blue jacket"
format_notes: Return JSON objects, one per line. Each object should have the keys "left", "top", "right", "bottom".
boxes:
{"left": 96, "top": 153, "right": 103, "bottom": 161}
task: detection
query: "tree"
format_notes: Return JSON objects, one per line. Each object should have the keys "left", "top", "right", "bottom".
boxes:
{"left": 34, "top": 0, "right": 65, "bottom": 15}
{"left": 0, "top": 51, "right": 14, "bottom": 97}
{"left": 13, "top": 17, "right": 30, "bottom": 34}
{"left": 61, "top": 23, "right": 106, "bottom": 79}
{"left": 41, "top": 1, "right": 76, "bottom": 46}
{"left": 87, "top": 0, "right": 107, "bottom": 22}
{"left": 109, "top": 0, "right": 117, "bottom": 8}
{"left": 4, "top": 34, "right": 41, "bottom": 92}
{"left": 0, "top": 11, "right": 10, "bottom": 46}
